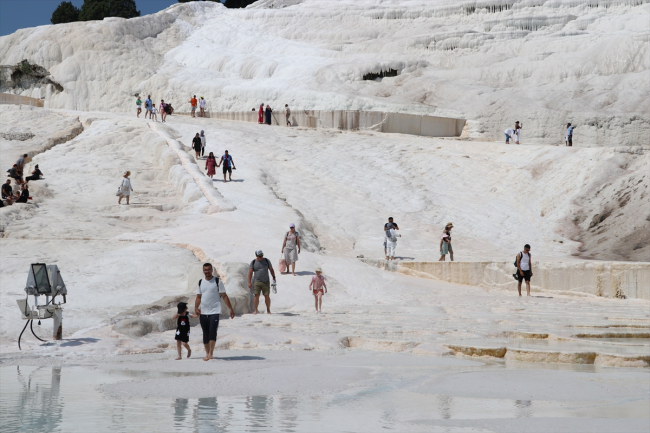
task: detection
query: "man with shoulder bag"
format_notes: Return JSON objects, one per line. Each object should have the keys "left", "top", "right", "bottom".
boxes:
{"left": 247, "top": 250, "right": 277, "bottom": 315}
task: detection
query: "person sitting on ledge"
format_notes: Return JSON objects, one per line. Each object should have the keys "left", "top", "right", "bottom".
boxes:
{"left": 25, "top": 164, "right": 43, "bottom": 181}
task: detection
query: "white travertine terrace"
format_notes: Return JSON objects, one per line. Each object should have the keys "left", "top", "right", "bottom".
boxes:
{"left": 0, "top": 0, "right": 648, "bottom": 144}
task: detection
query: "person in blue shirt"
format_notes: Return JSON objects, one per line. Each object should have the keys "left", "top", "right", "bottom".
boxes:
{"left": 144, "top": 95, "right": 153, "bottom": 119}
{"left": 218, "top": 150, "right": 236, "bottom": 182}
{"left": 565, "top": 123, "right": 574, "bottom": 147}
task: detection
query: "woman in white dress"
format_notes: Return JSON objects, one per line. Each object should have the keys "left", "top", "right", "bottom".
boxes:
{"left": 281, "top": 223, "right": 301, "bottom": 276}
{"left": 118, "top": 171, "right": 134, "bottom": 205}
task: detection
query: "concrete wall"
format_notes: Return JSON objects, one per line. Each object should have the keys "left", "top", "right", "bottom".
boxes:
{"left": 178, "top": 110, "right": 466, "bottom": 138}
{"left": 0, "top": 93, "right": 44, "bottom": 107}
{"left": 361, "top": 259, "right": 650, "bottom": 300}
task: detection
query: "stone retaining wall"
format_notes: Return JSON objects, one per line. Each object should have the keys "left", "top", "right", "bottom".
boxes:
{"left": 361, "top": 259, "right": 650, "bottom": 300}
{"left": 0, "top": 93, "right": 44, "bottom": 107}
{"left": 177, "top": 110, "right": 466, "bottom": 138}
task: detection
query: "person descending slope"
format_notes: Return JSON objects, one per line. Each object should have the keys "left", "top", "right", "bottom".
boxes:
{"left": 192, "top": 133, "right": 202, "bottom": 159}
{"left": 282, "top": 223, "right": 301, "bottom": 275}
{"left": 200, "top": 130, "right": 206, "bottom": 157}
{"left": 218, "top": 150, "right": 236, "bottom": 182}
{"left": 384, "top": 217, "right": 399, "bottom": 259}
{"left": 385, "top": 226, "right": 401, "bottom": 260}
{"left": 248, "top": 250, "right": 277, "bottom": 315}
{"left": 309, "top": 267, "right": 327, "bottom": 313}
{"left": 136, "top": 96, "right": 142, "bottom": 118}
{"left": 145, "top": 95, "right": 153, "bottom": 119}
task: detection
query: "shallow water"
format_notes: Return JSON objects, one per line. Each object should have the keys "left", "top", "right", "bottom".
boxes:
{"left": 1, "top": 363, "right": 648, "bottom": 433}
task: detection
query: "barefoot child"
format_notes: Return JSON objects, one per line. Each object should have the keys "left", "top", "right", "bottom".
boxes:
{"left": 173, "top": 302, "right": 196, "bottom": 360}
{"left": 309, "top": 267, "right": 327, "bottom": 313}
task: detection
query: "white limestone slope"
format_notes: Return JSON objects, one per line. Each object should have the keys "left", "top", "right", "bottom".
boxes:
{"left": 1, "top": 0, "right": 649, "bottom": 145}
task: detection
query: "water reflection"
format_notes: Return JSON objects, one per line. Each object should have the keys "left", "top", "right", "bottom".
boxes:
{"left": 437, "top": 395, "right": 453, "bottom": 420}
{"left": 1, "top": 367, "right": 64, "bottom": 432}
{"left": 196, "top": 397, "right": 219, "bottom": 432}
{"left": 515, "top": 399, "right": 532, "bottom": 418}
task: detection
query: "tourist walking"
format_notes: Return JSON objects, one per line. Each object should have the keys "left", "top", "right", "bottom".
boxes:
{"left": 285, "top": 104, "right": 291, "bottom": 126}
{"left": 384, "top": 217, "right": 399, "bottom": 259}
{"left": 247, "top": 250, "right": 277, "bottom": 315}
{"left": 281, "top": 223, "right": 301, "bottom": 275}
{"left": 441, "top": 222, "right": 454, "bottom": 261}
{"left": 190, "top": 95, "right": 197, "bottom": 118}
{"left": 151, "top": 105, "right": 158, "bottom": 122}
{"left": 173, "top": 301, "right": 196, "bottom": 360}
{"left": 258, "top": 104, "right": 264, "bottom": 124}
{"left": 200, "top": 130, "right": 206, "bottom": 157}
{"left": 25, "top": 164, "right": 42, "bottom": 181}
{"left": 195, "top": 263, "right": 236, "bottom": 361}
{"left": 145, "top": 95, "right": 153, "bottom": 119}
{"left": 160, "top": 100, "right": 167, "bottom": 122}
{"left": 136, "top": 96, "right": 142, "bottom": 118}
{"left": 385, "top": 226, "right": 401, "bottom": 260}
{"left": 514, "top": 244, "right": 533, "bottom": 296}
{"left": 565, "top": 123, "right": 574, "bottom": 147}
{"left": 265, "top": 104, "right": 272, "bottom": 125}
{"left": 117, "top": 171, "right": 133, "bottom": 205}
{"left": 192, "top": 133, "right": 202, "bottom": 159}
{"left": 309, "top": 267, "right": 327, "bottom": 313}
{"left": 199, "top": 96, "right": 206, "bottom": 117}
{"left": 205, "top": 152, "right": 217, "bottom": 179}
{"left": 514, "top": 121, "right": 522, "bottom": 144}
{"left": 218, "top": 150, "right": 236, "bottom": 182}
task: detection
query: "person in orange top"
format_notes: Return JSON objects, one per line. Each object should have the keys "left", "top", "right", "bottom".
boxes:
{"left": 190, "top": 95, "right": 198, "bottom": 117}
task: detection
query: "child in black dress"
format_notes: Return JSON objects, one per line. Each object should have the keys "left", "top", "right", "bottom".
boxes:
{"left": 173, "top": 302, "right": 196, "bottom": 360}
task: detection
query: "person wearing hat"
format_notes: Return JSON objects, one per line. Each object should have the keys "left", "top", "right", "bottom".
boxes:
{"left": 439, "top": 223, "right": 454, "bottom": 261}
{"left": 195, "top": 263, "right": 236, "bottom": 361}
{"left": 309, "top": 267, "right": 327, "bottom": 313}
{"left": 248, "top": 250, "right": 277, "bottom": 314}
{"left": 172, "top": 301, "right": 197, "bottom": 360}
{"left": 281, "top": 223, "right": 301, "bottom": 276}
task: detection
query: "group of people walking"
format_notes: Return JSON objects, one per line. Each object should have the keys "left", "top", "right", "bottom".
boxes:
{"left": 191, "top": 130, "right": 237, "bottom": 183}
{"left": 2, "top": 154, "right": 42, "bottom": 207}
{"left": 136, "top": 95, "right": 175, "bottom": 122}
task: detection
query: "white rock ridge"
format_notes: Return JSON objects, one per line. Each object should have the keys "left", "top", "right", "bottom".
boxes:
{"left": 0, "top": 0, "right": 648, "bottom": 145}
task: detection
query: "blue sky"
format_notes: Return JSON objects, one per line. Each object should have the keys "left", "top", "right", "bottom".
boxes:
{"left": 0, "top": 0, "right": 224, "bottom": 37}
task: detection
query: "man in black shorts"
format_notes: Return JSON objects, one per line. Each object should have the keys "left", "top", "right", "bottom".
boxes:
{"left": 515, "top": 244, "right": 533, "bottom": 297}
{"left": 195, "top": 263, "right": 236, "bottom": 361}
{"left": 219, "top": 150, "right": 236, "bottom": 182}
{"left": 384, "top": 217, "right": 399, "bottom": 259}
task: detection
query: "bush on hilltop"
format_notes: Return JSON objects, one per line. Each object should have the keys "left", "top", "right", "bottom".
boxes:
{"left": 78, "top": 0, "right": 141, "bottom": 21}
{"left": 51, "top": 1, "right": 80, "bottom": 24}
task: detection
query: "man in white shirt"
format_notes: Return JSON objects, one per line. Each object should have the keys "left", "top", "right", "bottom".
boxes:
{"left": 504, "top": 128, "right": 515, "bottom": 144}
{"left": 195, "top": 263, "right": 235, "bottom": 361}
{"left": 199, "top": 96, "right": 207, "bottom": 117}
{"left": 515, "top": 244, "right": 533, "bottom": 297}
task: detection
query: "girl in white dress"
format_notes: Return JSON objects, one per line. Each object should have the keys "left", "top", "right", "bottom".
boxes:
{"left": 118, "top": 171, "right": 133, "bottom": 205}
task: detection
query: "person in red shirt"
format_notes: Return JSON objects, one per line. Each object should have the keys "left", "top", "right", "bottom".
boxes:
{"left": 190, "top": 95, "right": 198, "bottom": 117}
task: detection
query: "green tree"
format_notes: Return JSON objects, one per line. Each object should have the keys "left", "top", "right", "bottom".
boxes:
{"left": 51, "top": 1, "right": 80, "bottom": 24}
{"left": 79, "top": 0, "right": 140, "bottom": 21}
{"left": 224, "top": 0, "right": 256, "bottom": 8}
